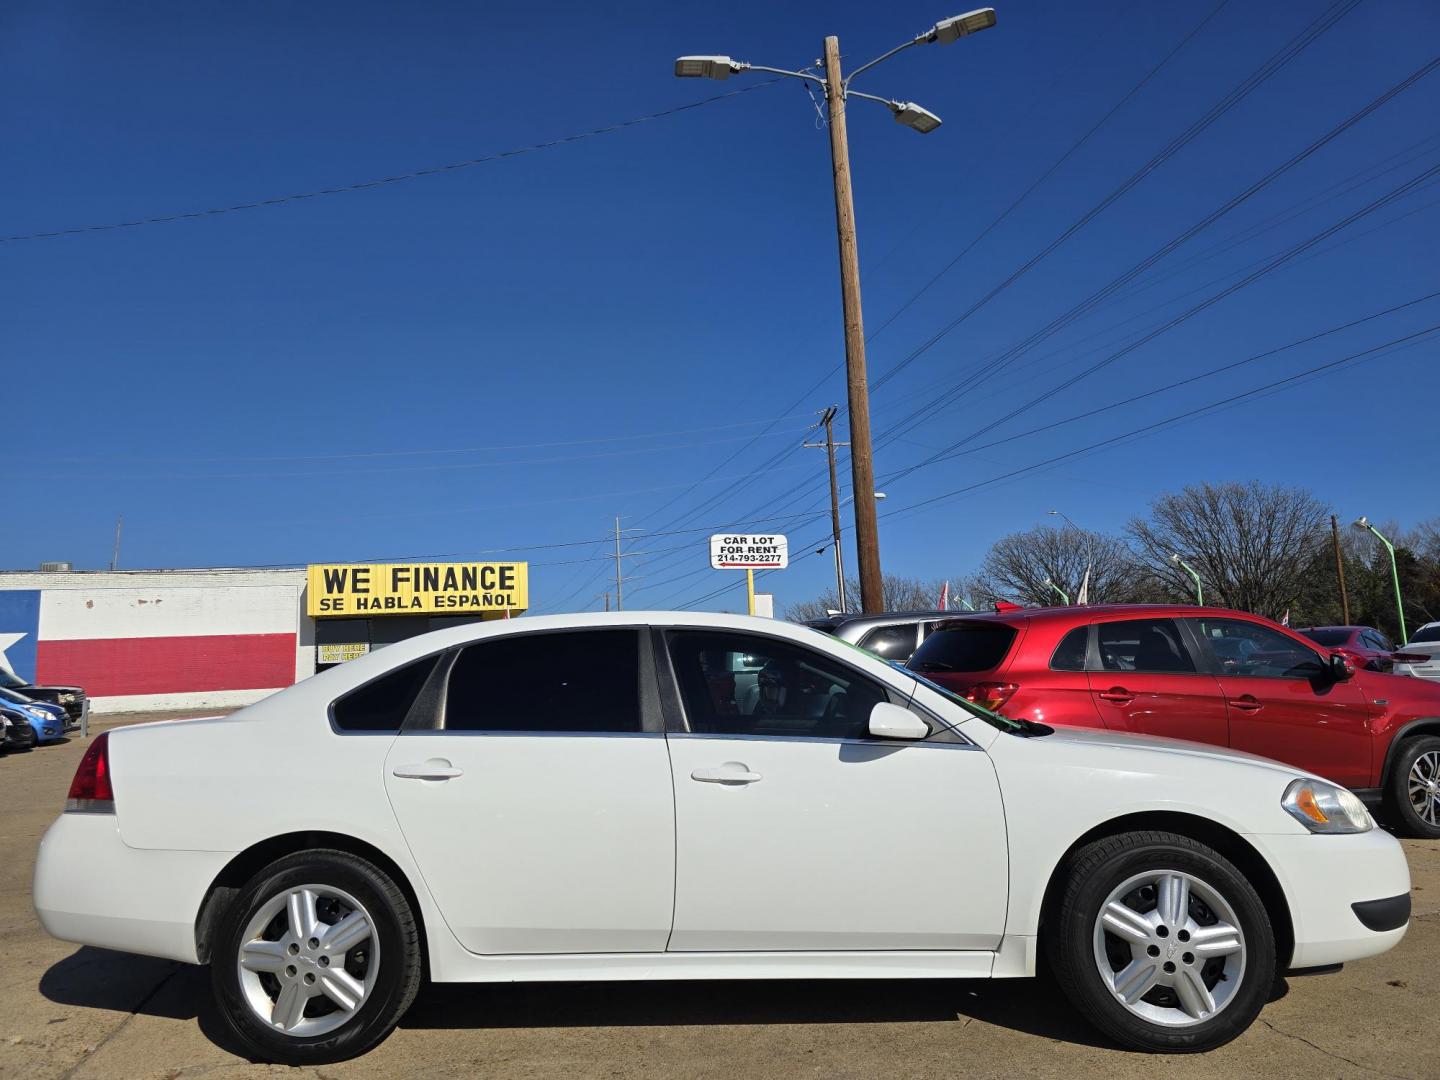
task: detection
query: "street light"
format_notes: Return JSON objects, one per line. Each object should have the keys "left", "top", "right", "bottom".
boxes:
{"left": 1353, "top": 516, "right": 1407, "bottom": 640}
{"left": 675, "top": 10, "right": 998, "bottom": 615}
{"left": 1170, "top": 554, "right": 1203, "bottom": 605}
{"left": 1043, "top": 578, "right": 1070, "bottom": 605}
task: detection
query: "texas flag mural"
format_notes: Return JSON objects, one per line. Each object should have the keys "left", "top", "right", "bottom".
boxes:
{"left": 0, "top": 584, "right": 301, "bottom": 709}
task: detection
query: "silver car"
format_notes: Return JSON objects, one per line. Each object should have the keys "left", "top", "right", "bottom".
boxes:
{"left": 802, "top": 611, "right": 955, "bottom": 662}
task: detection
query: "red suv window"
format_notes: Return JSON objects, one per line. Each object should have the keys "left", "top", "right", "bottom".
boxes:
{"left": 909, "top": 621, "right": 1017, "bottom": 674}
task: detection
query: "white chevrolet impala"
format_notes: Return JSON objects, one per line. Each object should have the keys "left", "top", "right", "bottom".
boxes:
{"left": 35, "top": 613, "right": 1411, "bottom": 1063}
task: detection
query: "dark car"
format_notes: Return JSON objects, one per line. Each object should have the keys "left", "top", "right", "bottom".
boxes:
{"left": 908, "top": 603, "right": 1440, "bottom": 838}
{"left": 0, "top": 667, "right": 86, "bottom": 727}
{"left": 1296, "top": 626, "right": 1399, "bottom": 672}
{"left": 1, "top": 708, "right": 37, "bottom": 753}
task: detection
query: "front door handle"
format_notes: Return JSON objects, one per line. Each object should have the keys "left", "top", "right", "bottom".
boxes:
{"left": 691, "top": 762, "right": 762, "bottom": 786}
{"left": 392, "top": 758, "right": 464, "bottom": 781}
{"left": 1096, "top": 688, "right": 1135, "bottom": 704}
{"left": 1227, "top": 696, "right": 1263, "bottom": 712}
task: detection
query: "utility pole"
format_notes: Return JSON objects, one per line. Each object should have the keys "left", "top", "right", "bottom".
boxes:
{"left": 614, "top": 516, "right": 625, "bottom": 611}
{"left": 1331, "top": 514, "right": 1351, "bottom": 625}
{"left": 110, "top": 515, "right": 123, "bottom": 571}
{"left": 823, "top": 36, "right": 884, "bottom": 614}
{"left": 594, "top": 592, "right": 611, "bottom": 613}
{"left": 805, "top": 405, "right": 850, "bottom": 613}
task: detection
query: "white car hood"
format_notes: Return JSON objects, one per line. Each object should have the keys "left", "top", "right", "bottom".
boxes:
{"left": 1035, "top": 724, "right": 1307, "bottom": 778}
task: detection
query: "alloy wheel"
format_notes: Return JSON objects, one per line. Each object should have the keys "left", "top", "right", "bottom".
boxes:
{"left": 1408, "top": 749, "right": 1440, "bottom": 826}
{"left": 1091, "top": 869, "right": 1246, "bottom": 1027}
{"left": 235, "top": 883, "right": 380, "bottom": 1038}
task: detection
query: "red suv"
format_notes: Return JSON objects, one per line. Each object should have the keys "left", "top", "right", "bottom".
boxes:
{"left": 908, "top": 604, "right": 1440, "bottom": 838}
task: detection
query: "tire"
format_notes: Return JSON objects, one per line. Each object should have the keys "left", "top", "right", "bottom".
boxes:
{"left": 1046, "top": 830, "right": 1275, "bottom": 1053}
{"left": 211, "top": 849, "right": 422, "bottom": 1065}
{"left": 1385, "top": 735, "right": 1440, "bottom": 839}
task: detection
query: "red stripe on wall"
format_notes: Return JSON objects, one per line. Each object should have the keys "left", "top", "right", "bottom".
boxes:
{"left": 36, "top": 633, "right": 296, "bottom": 697}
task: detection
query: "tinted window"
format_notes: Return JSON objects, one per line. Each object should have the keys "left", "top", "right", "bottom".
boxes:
{"left": 858, "top": 623, "right": 918, "bottom": 660}
{"left": 668, "top": 631, "right": 889, "bottom": 740}
{"left": 1189, "top": 618, "right": 1325, "bottom": 680}
{"left": 1368, "top": 631, "right": 1395, "bottom": 652}
{"left": 1300, "top": 628, "right": 1350, "bottom": 647}
{"left": 332, "top": 656, "right": 437, "bottom": 732}
{"left": 1097, "top": 619, "right": 1195, "bottom": 673}
{"left": 909, "top": 621, "right": 1017, "bottom": 674}
{"left": 1050, "top": 627, "right": 1090, "bottom": 672}
{"left": 444, "top": 630, "right": 640, "bottom": 732}
{"left": 1411, "top": 624, "right": 1440, "bottom": 644}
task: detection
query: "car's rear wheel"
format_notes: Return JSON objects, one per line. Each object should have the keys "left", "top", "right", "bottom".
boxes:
{"left": 1386, "top": 735, "right": 1440, "bottom": 838}
{"left": 1047, "top": 830, "right": 1275, "bottom": 1053}
{"left": 211, "top": 849, "right": 421, "bottom": 1065}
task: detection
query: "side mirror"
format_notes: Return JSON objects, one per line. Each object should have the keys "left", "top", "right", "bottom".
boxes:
{"left": 1328, "top": 652, "right": 1352, "bottom": 682}
{"left": 868, "top": 701, "right": 929, "bottom": 740}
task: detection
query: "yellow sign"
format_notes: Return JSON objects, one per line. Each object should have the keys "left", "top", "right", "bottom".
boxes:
{"left": 317, "top": 642, "right": 370, "bottom": 664}
{"left": 307, "top": 561, "right": 529, "bottom": 617}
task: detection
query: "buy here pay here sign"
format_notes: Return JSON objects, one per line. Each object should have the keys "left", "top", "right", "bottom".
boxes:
{"left": 710, "top": 534, "right": 788, "bottom": 570}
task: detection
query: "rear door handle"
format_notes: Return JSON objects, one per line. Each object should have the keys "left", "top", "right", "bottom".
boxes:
{"left": 1096, "top": 688, "right": 1135, "bottom": 704}
{"left": 1227, "top": 696, "right": 1263, "bottom": 712}
{"left": 392, "top": 758, "right": 464, "bottom": 781}
{"left": 691, "top": 762, "right": 762, "bottom": 786}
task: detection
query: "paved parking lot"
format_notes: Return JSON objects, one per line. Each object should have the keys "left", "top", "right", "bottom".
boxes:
{"left": 2, "top": 713, "right": 1437, "bottom": 1080}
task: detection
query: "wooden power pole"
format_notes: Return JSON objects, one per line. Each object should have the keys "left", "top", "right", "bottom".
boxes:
{"left": 823, "top": 36, "right": 884, "bottom": 614}
{"left": 805, "top": 406, "right": 850, "bottom": 613}
{"left": 1331, "top": 514, "right": 1351, "bottom": 624}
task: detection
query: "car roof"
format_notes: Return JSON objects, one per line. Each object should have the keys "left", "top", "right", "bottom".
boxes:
{"left": 927, "top": 603, "right": 1289, "bottom": 626}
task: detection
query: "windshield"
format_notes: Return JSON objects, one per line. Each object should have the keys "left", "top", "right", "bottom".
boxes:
{"left": 0, "top": 668, "right": 24, "bottom": 689}
{"left": 1299, "top": 628, "right": 1352, "bottom": 647}
{"left": 1410, "top": 624, "right": 1440, "bottom": 644}
{"left": 0, "top": 686, "right": 32, "bottom": 705}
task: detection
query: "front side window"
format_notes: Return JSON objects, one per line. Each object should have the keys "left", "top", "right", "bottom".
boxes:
{"left": 444, "top": 630, "right": 641, "bottom": 733}
{"left": 667, "top": 630, "right": 888, "bottom": 740}
{"left": 858, "top": 623, "right": 918, "bottom": 660}
{"left": 1096, "top": 619, "right": 1196, "bottom": 673}
{"left": 332, "top": 655, "right": 438, "bottom": 732}
{"left": 1188, "top": 618, "right": 1325, "bottom": 680}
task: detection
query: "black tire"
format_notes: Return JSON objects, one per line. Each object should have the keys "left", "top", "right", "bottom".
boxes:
{"left": 1385, "top": 735, "right": 1440, "bottom": 839}
{"left": 1046, "top": 830, "right": 1275, "bottom": 1053}
{"left": 211, "top": 849, "right": 422, "bottom": 1065}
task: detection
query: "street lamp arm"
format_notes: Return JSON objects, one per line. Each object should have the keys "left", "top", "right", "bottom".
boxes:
{"left": 843, "top": 36, "right": 925, "bottom": 89}
{"left": 845, "top": 88, "right": 901, "bottom": 108}
{"left": 742, "top": 63, "right": 828, "bottom": 88}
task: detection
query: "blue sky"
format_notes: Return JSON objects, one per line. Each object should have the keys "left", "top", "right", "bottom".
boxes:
{"left": 4, "top": 0, "right": 1438, "bottom": 614}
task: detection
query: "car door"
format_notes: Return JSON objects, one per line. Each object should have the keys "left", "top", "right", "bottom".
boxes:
{"left": 382, "top": 628, "right": 675, "bottom": 955}
{"left": 660, "top": 628, "right": 1008, "bottom": 952}
{"left": 1085, "top": 617, "right": 1229, "bottom": 746}
{"left": 1184, "top": 616, "right": 1373, "bottom": 788}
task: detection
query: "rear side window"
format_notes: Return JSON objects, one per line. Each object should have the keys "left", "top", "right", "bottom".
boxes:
{"left": 332, "top": 655, "right": 437, "bottom": 732}
{"left": 1050, "top": 627, "right": 1090, "bottom": 671}
{"left": 444, "top": 630, "right": 641, "bottom": 733}
{"left": 858, "top": 624, "right": 917, "bottom": 660}
{"left": 909, "top": 621, "right": 1017, "bottom": 674}
{"left": 1097, "top": 619, "right": 1196, "bottom": 673}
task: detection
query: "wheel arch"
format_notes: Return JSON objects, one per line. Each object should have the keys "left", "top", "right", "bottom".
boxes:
{"left": 193, "top": 831, "right": 429, "bottom": 972}
{"left": 1036, "top": 811, "right": 1295, "bottom": 969}
{"left": 1379, "top": 718, "right": 1440, "bottom": 785}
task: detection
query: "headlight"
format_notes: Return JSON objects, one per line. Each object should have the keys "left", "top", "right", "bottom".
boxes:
{"left": 1282, "top": 778, "right": 1373, "bottom": 834}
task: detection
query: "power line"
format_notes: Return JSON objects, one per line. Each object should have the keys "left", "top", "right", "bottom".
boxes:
{"left": 0, "top": 80, "right": 783, "bottom": 245}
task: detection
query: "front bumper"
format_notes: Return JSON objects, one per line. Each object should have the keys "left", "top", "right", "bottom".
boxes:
{"left": 1251, "top": 828, "right": 1412, "bottom": 969}
{"left": 33, "top": 813, "right": 232, "bottom": 964}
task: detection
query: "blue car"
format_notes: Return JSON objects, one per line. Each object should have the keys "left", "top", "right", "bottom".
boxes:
{"left": 0, "top": 687, "right": 68, "bottom": 743}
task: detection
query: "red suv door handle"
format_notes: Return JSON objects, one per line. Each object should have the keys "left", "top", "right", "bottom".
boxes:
{"left": 1097, "top": 688, "right": 1134, "bottom": 704}
{"left": 1227, "top": 696, "right": 1263, "bottom": 712}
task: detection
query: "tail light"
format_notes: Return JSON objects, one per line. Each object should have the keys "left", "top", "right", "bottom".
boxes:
{"left": 66, "top": 732, "right": 114, "bottom": 813}
{"left": 962, "top": 682, "right": 1018, "bottom": 712}
{"left": 1392, "top": 652, "right": 1432, "bottom": 664}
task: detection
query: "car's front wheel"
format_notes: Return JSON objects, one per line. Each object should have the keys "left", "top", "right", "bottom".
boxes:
{"left": 1047, "top": 830, "right": 1275, "bottom": 1053}
{"left": 1386, "top": 735, "right": 1440, "bottom": 838}
{"left": 211, "top": 849, "right": 422, "bottom": 1065}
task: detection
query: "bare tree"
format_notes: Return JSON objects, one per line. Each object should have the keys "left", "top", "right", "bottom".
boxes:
{"left": 785, "top": 574, "right": 944, "bottom": 620}
{"left": 1129, "top": 481, "right": 1329, "bottom": 618}
{"left": 972, "top": 525, "right": 1140, "bottom": 607}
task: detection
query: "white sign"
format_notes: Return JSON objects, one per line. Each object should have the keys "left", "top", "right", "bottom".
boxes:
{"left": 710, "top": 534, "right": 788, "bottom": 570}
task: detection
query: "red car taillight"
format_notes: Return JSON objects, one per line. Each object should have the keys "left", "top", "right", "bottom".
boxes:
{"left": 963, "top": 682, "right": 1019, "bottom": 712}
{"left": 65, "top": 731, "right": 115, "bottom": 813}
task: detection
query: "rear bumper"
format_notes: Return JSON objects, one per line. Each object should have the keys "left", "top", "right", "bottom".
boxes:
{"left": 33, "top": 814, "right": 231, "bottom": 964}
{"left": 1251, "top": 829, "right": 1411, "bottom": 969}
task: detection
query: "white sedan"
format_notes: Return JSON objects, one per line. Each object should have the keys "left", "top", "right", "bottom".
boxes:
{"left": 1395, "top": 621, "right": 1440, "bottom": 681}
{"left": 35, "top": 612, "right": 1410, "bottom": 1064}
